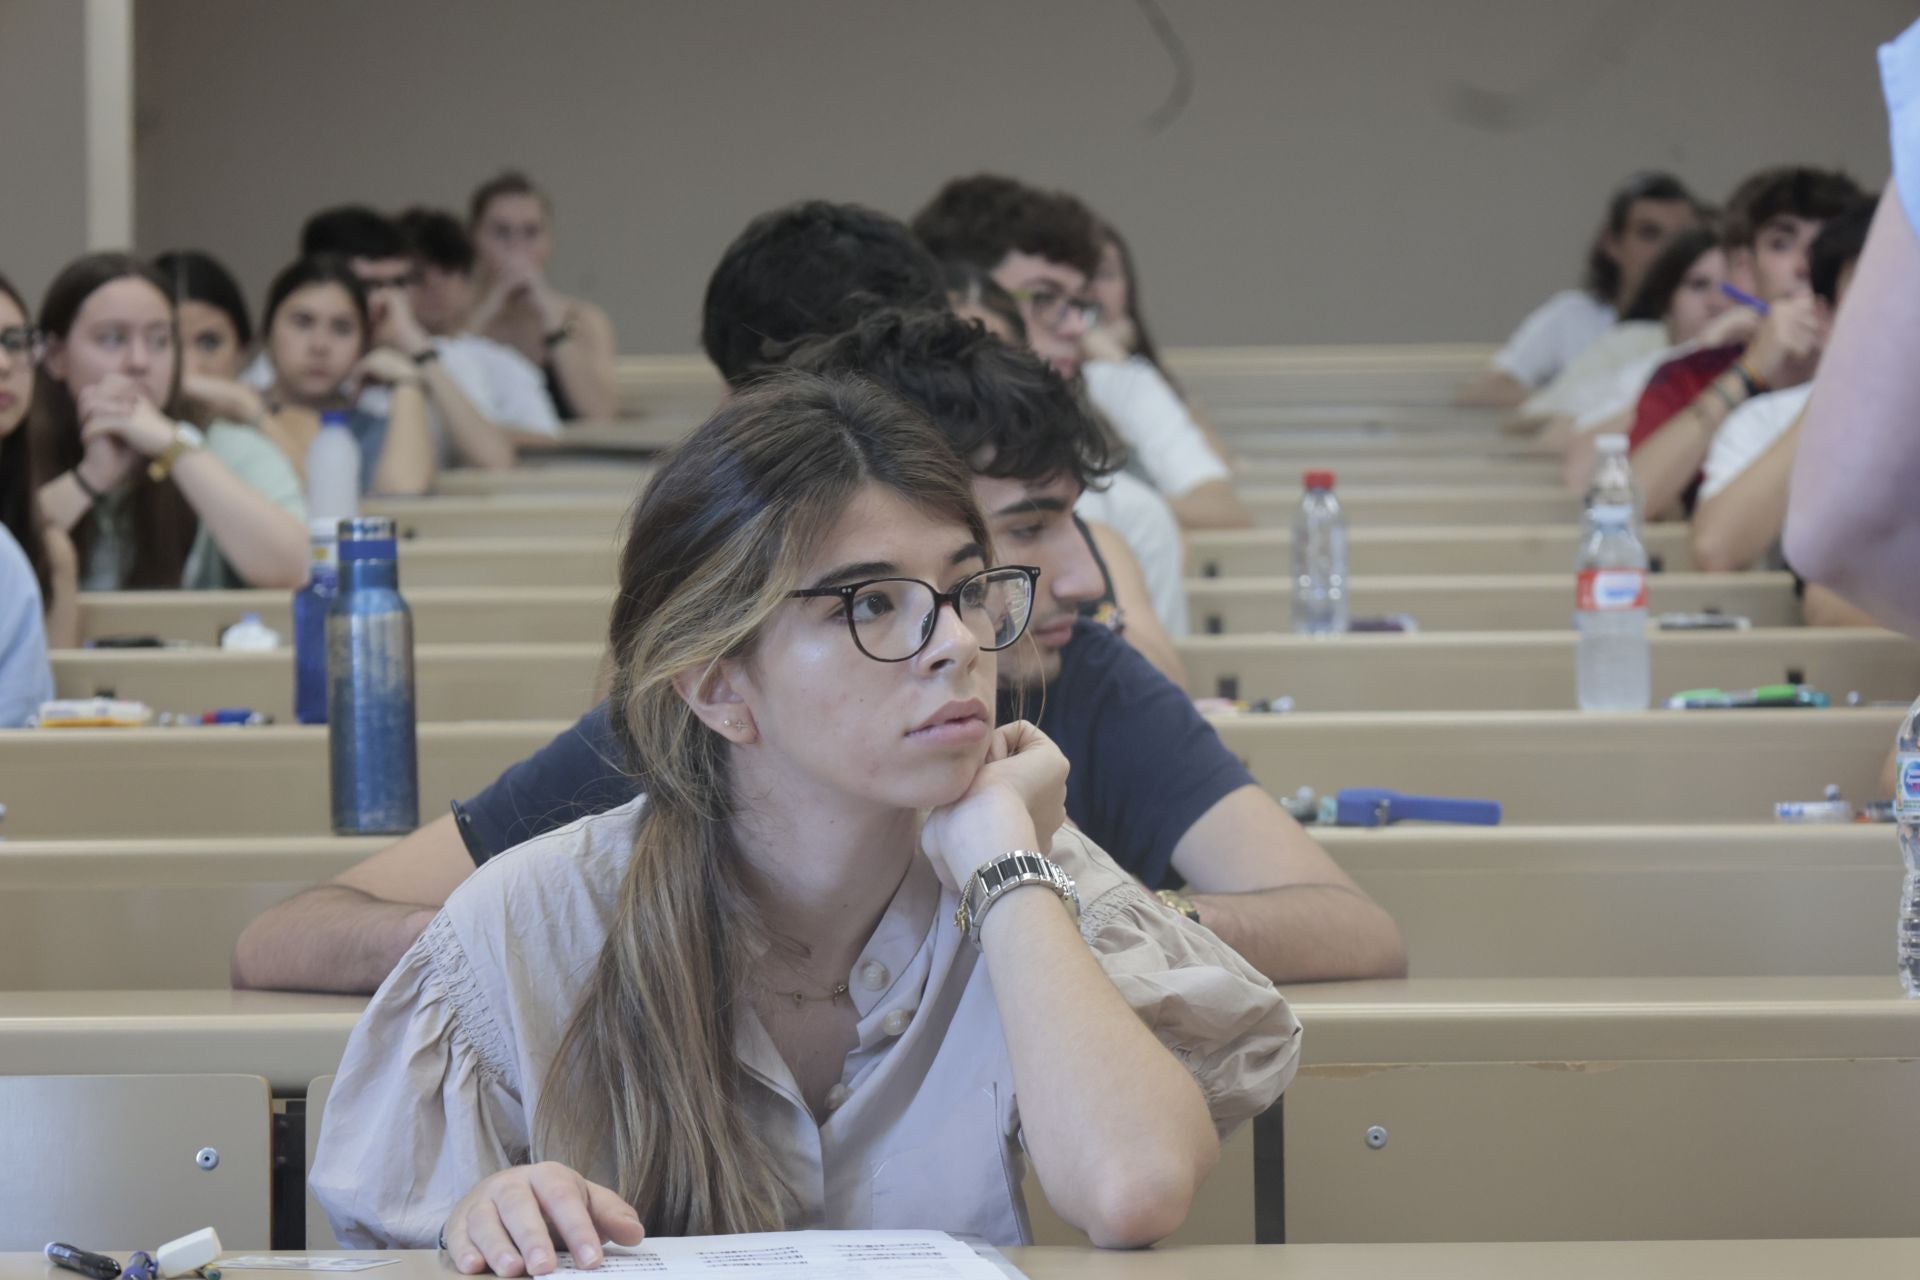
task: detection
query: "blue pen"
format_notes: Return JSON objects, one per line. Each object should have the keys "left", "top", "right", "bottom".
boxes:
{"left": 1720, "top": 282, "right": 1770, "bottom": 315}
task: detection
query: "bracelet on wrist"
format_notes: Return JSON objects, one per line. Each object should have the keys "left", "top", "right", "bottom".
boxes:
{"left": 412, "top": 346, "right": 440, "bottom": 367}
{"left": 1731, "top": 360, "right": 1769, "bottom": 398}
{"left": 71, "top": 467, "right": 106, "bottom": 506}
{"left": 1709, "top": 380, "right": 1741, "bottom": 414}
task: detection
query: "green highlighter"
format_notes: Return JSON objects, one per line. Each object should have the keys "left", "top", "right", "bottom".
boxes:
{"left": 1666, "top": 684, "right": 1831, "bottom": 710}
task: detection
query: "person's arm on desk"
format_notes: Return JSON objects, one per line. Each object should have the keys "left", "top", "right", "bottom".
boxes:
{"left": 1174, "top": 786, "right": 1408, "bottom": 983}
{"left": 230, "top": 814, "right": 470, "bottom": 992}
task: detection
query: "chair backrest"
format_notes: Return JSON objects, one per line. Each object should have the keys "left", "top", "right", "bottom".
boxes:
{"left": 306, "top": 1074, "right": 339, "bottom": 1249}
{"left": 0, "top": 1074, "right": 272, "bottom": 1249}
{"left": 1021, "top": 1119, "right": 1255, "bottom": 1246}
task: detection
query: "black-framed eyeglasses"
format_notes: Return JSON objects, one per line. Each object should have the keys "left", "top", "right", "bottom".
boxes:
{"left": 790, "top": 565, "right": 1042, "bottom": 663}
{"left": 1008, "top": 286, "right": 1102, "bottom": 333}
{"left": 0, "top": 326, "right": 45, "bottom": 361}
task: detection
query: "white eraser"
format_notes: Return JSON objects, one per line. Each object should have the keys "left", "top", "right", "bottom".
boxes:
{"left": 156, "top": 1228, "right": 222, "bottom": 1278}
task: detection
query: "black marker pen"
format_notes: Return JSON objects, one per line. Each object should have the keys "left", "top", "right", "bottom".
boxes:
{"left": 45, "top": 1244, "right": 123, "bottom": 1280}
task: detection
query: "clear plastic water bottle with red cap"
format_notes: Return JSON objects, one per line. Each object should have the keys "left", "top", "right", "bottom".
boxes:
{"left": 1291, "top": 469, "right": 1348, "bottom": 635}
{"left": 1575, "top": 436, "right": 1649, "bottom": 710}
{"left": 1895, "top": 696, "right": 1920, "bottom": 994}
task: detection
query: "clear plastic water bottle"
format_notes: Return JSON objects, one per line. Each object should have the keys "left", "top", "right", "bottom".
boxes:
{"left": 328, "top": 517, "right": 417, "bottom": 835}
{"left": 1291, "top": 470, "right": 1348, "bottom": 635}
{"left": 1895, "top": 696, "right": 1920, "bottom": 994}
{"left": 306, "top": 410, "right": 362, "bottom": 523}
{"left": 292, "top": 518, "right": 340, "bottom": 725}
{"left": 1575, "top": 438, "right": 1650, "bottom": 710}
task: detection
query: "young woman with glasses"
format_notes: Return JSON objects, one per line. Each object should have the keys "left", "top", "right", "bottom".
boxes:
{"left": 312, "top": 370, "right": 1298, "bottom": 1259}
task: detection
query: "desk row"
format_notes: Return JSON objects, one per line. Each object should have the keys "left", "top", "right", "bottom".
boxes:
{"left": 0, "top": 824, "right": 1895, "bottom": 991}
{"left": 0, "top": 708, "right": 1899, "bottom": 837}
{"left": 3, "top": 973, "right": 1915, "bottom": 1248}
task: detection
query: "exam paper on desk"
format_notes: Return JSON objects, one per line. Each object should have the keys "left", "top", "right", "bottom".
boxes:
{"left": 549, "top": 1231, "right": 1021, "bottom": 1279}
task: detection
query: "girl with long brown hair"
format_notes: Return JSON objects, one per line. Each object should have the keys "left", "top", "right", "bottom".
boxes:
{"left": 312, "top": 371, "right": 1297, "bottom": 1259}
{"left": 30, "top": 253, "right": 307, "bottom": 595}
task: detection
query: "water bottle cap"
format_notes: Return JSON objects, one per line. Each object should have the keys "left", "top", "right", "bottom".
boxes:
{"left": 1303, "top": 470, "right": 1336, "bottom": 491}
{"left": 337, "top": 516, "right": 397, "bottom": 542}
{"left": 319, "top": 410, "right": 352, "bottom": 429}
{"left": 1595, "top": 434, "right": 1629, "bottom": 454}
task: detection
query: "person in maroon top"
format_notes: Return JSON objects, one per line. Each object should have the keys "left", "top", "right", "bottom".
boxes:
{"left": 1621, "top": 166, "right": 1862, "bottom": 519}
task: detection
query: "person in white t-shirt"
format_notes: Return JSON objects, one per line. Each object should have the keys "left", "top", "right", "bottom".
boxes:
{"left": 914, "top": 174, "right": 1252, "bottom": 531}
{"left": 398, "top": 208, "right": 561, "bottom": 443}
{"left": 1459, "top": 172, "right": 1702, "bottom": 408}
{"left": 1692, "top": 204, "right": 1874, "bottom": 574}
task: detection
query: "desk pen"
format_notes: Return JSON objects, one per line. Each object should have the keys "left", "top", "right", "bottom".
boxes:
{"left": 45, "top": 1245, "right": 123, "bottom": 1280}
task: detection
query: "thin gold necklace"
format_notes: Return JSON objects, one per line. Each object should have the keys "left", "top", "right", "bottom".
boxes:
{"left": 761, "top": 981, "right": 849, "bottom": 1008}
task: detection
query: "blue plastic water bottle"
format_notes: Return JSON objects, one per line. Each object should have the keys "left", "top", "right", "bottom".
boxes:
{"left": 292, "top": 518, "right": 340, "bottom": 725}
{"left": 327, "top": 516, "right": 418, "bottom": 835}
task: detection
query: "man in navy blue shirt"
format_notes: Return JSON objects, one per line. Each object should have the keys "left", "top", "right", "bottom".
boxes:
{"left": 233, "top": 206, "right": 1404, "bottom": 994}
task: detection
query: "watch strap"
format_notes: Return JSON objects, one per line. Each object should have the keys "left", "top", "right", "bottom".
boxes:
{"left": 146, "top": 423, "right": 205, "bottom": 484}
{"left": 954, "top": 850, "right": 1080, "bottom": 946}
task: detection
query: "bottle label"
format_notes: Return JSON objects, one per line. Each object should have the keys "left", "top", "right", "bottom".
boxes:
{"left": 1577, "top": 568, "right": 1647, "bottom": 613}
{"left": 1898, "top": 752, "right": 1920, "bottom": 819}
{"left": 1588, "top": 503, "right": 1635, "bottom": 526}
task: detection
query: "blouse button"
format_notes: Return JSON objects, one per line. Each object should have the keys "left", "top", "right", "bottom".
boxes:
{"left": 859, "top": 960, "right": 890, "bottom": 991}
{"left": 825, "top": 1083, "right": 851, "bottom": 1111}
{"left": 881, "top": 1008, "right": 912, "bottom": 1037}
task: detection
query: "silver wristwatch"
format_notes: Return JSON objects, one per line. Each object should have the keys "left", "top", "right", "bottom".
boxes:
{"left": 954, "top": 850, "right": 1080, "bottom": 946}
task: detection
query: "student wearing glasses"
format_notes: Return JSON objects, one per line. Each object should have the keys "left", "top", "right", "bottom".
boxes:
{"left": 914, "top": 174, "right": 1253, "bottom": 533}
{"left": 311, "top": 371, "right": 1300, "bottom": 1255}
{"left": 30, "top": 253, "right": 308, "bottom": 597}
{"left": 0, "top": 272, "right": 57, "bottom": 714}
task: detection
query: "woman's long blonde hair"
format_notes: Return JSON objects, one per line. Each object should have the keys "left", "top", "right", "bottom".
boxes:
{"left": 537, "top": 370, "right": 990, "bottom": 1235}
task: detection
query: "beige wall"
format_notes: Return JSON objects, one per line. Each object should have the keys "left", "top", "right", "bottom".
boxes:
{"left": 2, "top": 0, "right": 89, "bottom": 308}
{"left": 131, "top": 0, "right": 1901, "bottom": 357}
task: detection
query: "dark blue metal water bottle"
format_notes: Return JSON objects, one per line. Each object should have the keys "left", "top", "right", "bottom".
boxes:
{"left": 327, "top": 516, "right": 418, "bottom": 834}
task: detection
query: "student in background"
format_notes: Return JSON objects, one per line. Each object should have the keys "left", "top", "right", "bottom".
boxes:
{"left": 1520, "top": 227, "right": 1750, "bottom": 431}
{"left": 1458, "top": 171, "right": 1701, "bottom": 407}
{"left": 310, "top": 371, "right": 1299, "bottom": 1253}
{"left": 1084, "top": 218, "right": 1236, "bottom": 465}
{"left": 1690, "top": 203, "right": 1875, "bottom": 575}
{"left": 395, "top": 208, "right": 561, "bottom": 445}
{"left": 701, "top": 200, "right": 948, "bottom": 387}
{"left": 153, "top": 250, "right": 274, "bottom": 436}
{"left": 0, "top": 273, "right": 76, "bottom": 648}
{"left": 915, "top": 174, "right": 1252, "bottom": 532}
{"left": 247, "top": 207, "right": 518, "bottom": 472}
{"left": 942, "top": 259, "right": 1189, "bottom": 652}
{"left": 465, "top": 172, "right": 618, "bottom": 421}
{"left": 258, "top": 256, "right": 435, "bottom": 495}
{"left": 1624, "top": 167, "right": 1863, "bottom": 520}
{"left": 31, "top": 254, "right": 306, "bottom": 594}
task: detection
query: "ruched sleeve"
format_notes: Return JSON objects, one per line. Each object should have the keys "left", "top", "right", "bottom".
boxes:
{"left": 309, "top": 912, "right": 529, "bottom": 1248}
{"left": 1056, "top": 829, "right": 1302, "bottom": 1137}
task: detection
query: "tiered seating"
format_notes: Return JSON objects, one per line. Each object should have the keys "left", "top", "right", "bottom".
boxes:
{"left": 8, "top": 345, "right": 1916, "bottom": 1251}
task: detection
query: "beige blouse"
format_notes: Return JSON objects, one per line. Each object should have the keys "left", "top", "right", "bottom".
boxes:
{"left": 310, "top": 798, "right": 1301, "bottom": 1247}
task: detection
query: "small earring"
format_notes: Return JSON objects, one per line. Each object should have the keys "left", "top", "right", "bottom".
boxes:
{"left": 723, "top": 718, "right": 745, "bottom": 731}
